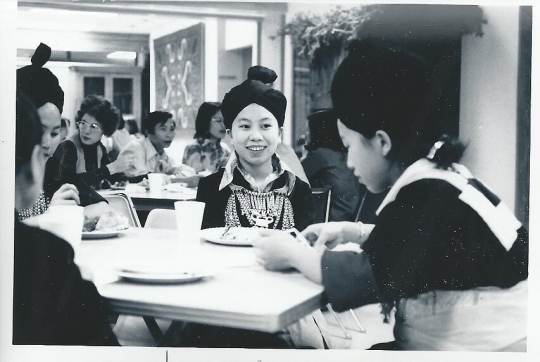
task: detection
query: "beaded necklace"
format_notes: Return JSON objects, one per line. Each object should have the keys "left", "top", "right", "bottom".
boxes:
{"left": 225, "top": 188, "right": 295, "bottom": 229}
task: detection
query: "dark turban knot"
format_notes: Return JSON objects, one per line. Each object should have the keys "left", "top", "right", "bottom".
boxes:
{"left": 221, "top": 66, "right": 287, "bottom": 129}
{"left": 16, "top": 42, "right": 65, "bottom": 113}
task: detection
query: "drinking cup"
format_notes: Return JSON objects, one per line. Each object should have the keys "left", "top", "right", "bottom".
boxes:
{"left": 148, "top": 173, "right": 165, "bottom": 194}
{"left": 174, "top": 201, "right": 205, "bottom": 243}
{"left": 39, "top": 205, "right": 85, "bottom": 252}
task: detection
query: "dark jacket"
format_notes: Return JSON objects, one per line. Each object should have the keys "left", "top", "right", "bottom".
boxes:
{"left": 196, "top": 168, "right": 314, "bottom": 231}
{"left": 13, "top": 218, "right": 118, "bottom": 345}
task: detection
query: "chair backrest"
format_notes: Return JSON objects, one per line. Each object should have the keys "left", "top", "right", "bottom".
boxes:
{"left": 311, "top": 186, "right": 332, "bottom": 224}
{"left": 102, "top": 192, "right": 141, "bottom": 227}
{"left": 145, "top": 209, "right": 177, "bottom": 230}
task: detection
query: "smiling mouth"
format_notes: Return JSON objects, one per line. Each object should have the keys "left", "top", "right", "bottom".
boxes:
{"left": 246, "top": 146, "right": 266, "bottom": 151}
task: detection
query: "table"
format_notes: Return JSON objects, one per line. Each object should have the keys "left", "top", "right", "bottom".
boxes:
{"left": 99, "top": 188, "right": 197, "bottom": 211}
{"left": 77, "top": 228, "right": 324, "bottom": 336}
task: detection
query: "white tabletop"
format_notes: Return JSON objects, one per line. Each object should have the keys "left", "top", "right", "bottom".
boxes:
{"left": 99, "top": 188, "right": 197, "bottom": 210}
{"left": 77, "top": 227, "right": 324, "bottom": 333}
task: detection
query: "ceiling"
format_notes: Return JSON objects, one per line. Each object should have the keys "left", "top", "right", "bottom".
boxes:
{"left": 17, "top": 6, "right": 183, "bottom": 35}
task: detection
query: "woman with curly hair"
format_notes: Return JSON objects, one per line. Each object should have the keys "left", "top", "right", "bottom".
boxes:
{"left": 47, "top": 95, "right": 132, "bottom": 191}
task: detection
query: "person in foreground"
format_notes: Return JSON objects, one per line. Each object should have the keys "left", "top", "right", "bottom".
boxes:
{"left": 13, "top": 92, "right": 119, "bottom": 345}
{"left": 182, "top": 101, "right": 231, "bottom": 174}
{"left": 197, "top": 65, "right": 313, "bottom": 231}
{"left": 16, "top": 43, "right": 109, "bottom": 221}
{"left": 252, "top": 39, "right": 528, "bottom": 351}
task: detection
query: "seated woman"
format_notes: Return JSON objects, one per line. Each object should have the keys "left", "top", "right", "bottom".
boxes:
{"left": 177, "top": 67, "right": 313, "bottom": 349}
{"left": 47, "top": 95, "right": 129, "bottom": 191}
{"left": 182, "top": 102, "right": 231, "bottom": 173}
{"left": 252, "top": 39, "right": 528, "bottom": 351}
{"left": 197, "top": 65, "right": 314, "bottom": 232}
{"left": 13, "top": 91, "right": 118, "bottom": 345}
{"left": 301, "top": 109, "right": 366, "bottom": 222}
{"left": 116, "top": 111, "right": 196, "bottom": 181}
{"left": 16, "top": 43, "right": 109, "bottom": 221}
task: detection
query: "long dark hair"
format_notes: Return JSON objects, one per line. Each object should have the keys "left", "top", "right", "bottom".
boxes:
{"left": 194, "top": 102, "right": 221, "bottom": 139}
{"left": 331, "top": 39, "right": 465, "bottom": 168}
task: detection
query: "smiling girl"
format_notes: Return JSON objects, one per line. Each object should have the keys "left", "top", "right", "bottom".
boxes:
{"left": 197, "top": 66, "right": 313, "bottom": 232}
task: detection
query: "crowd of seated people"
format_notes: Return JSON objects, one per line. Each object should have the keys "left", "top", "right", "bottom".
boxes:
{"left": 12, "top": 41, "right": 528, "bottom": 351}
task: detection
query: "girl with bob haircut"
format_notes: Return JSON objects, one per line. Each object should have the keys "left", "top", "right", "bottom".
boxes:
{"left": 182, "top": 101, "right": 231, "bottom": 174}
{"left": 252, "top": 39, "right": 528, "bottom": 351}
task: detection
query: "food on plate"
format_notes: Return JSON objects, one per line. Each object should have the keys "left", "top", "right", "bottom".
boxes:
{"left": 83, "top": 216, "right": 99, "bottom": 232}
{"left": 220, "top": 227, "right": 260, "bottom": 243}
{"left": 82, "top": 211, "right": 129, "bottom": 232}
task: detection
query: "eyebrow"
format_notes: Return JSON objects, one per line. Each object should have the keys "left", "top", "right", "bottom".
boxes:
{"left": 236, "top": 117, "right": 272, "bottom": 123}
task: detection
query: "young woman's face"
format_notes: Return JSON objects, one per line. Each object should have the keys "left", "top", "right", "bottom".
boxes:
{"left": 37, "top": 102, "right": 62, "bottom": 158}
{"left": 77, "top": 113, "right": 104, "bottom": 145}
{"left": 228, "top": 104, "right": 282, "bottom": 169}
{"left": 208, "top": 110, "right": 226, "bottom": 139}
{"left": 148, "top": 117, "right": 176, "bottom": 151}
{"left": 337, "top": 120, "right": 392, "bottom": 193}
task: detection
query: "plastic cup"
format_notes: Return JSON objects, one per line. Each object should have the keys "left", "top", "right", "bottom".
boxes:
{"left": 39, "top": 205, "right": 85, "bottom": 253}
{"left": 174, "top": 201, "right": 205, "bottom": 243}
{"left": 148, "top": 173, "right": 165, "bottom": 194}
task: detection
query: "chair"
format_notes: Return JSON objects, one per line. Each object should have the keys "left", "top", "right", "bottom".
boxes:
{"left": 311, "top": 186, "right": 332, "bottom": 223}
{"left": 145, "top": 209, "right": 177, "bottom": 229}
{"left": 102, "top": 192, "right": 141, "bottom": 227}
{"left": 311, "top": 187, "right": 367, "bottom": 338}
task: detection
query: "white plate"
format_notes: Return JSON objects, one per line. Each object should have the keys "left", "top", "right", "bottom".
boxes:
{"left": 199, "top": 227, "right": 260, "bottom": 246}
{"left": 116, "top": 269, "right": 209, "bottom": 284}
{"left": 82, "top": 227, "right": 129, "bottom": 239}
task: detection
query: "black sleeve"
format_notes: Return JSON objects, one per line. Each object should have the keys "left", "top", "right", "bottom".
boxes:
{"left": 44, "top": 155, "right": 106, "bottom": 207}
{"left": 46, "top": 141, "right": 79, "bottom": 196}
{"left": 321, "top": 250, "right": 381, "bottom": 312}
{"left": 196, "top": 173, "right": 227, "bottom": 229}
{"left": 13, "top": 226, "right": 118, "bottom": 345}
{"left": 290, "top": 178, "right": 314, "bottom": 231}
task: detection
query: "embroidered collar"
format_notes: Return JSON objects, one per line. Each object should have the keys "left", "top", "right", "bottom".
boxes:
{"left": 218, "top": 151, "right": 296, "bottom": 194}
{"left": 377, "top": 158, "right": 521, "bottom": 251}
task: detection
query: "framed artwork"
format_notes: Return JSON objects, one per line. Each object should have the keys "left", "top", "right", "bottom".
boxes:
{"left": 154, "top": 23, "right": 205, "bottom": 139}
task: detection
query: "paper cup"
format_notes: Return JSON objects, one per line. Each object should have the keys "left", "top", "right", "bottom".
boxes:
{"left": 174, "top": 201, "right": 205, "bottom": 243}
{"left": 39, "top": 205, "right": 85, "bottom": 252}
{"left": 148, "top": 173, "right": 165, "bottom": 194}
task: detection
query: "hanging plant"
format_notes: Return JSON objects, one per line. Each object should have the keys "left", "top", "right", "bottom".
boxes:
{"left": 275, "top": 5, "right": 381, "bottom": 68}
{"left": 275, "top": 4, "right": 486, "bottom": 68}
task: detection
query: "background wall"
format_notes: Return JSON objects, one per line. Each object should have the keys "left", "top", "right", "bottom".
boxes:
{"left": 460, "top": 6, "right": 520, "bottom": 211}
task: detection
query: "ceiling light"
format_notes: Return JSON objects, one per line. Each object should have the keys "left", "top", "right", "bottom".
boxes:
{"left": 107, "top": 51, "right": 137, "bottom": 60}
{"left": 27, "top": 8, "right": 118, "bottom": 18}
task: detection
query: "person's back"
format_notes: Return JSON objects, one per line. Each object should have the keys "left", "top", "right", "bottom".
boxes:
{"left": 13, "top": 92, "right": 118, "bottom": 346}
{"left": 301, "top": 110, "right": 364, "bottom": 221}
{"left": 13, "top": 221, "right": 118, "bottom": 345}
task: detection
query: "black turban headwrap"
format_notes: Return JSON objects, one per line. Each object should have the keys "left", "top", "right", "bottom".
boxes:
{"left": 221, "top": 66, "right": 287, "bottom": 129}
{"left": 17, "top": 43, "right": 64, "bottom": 113}
{"left": 331, "top": 39, "right": 429, "bottom": 141}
